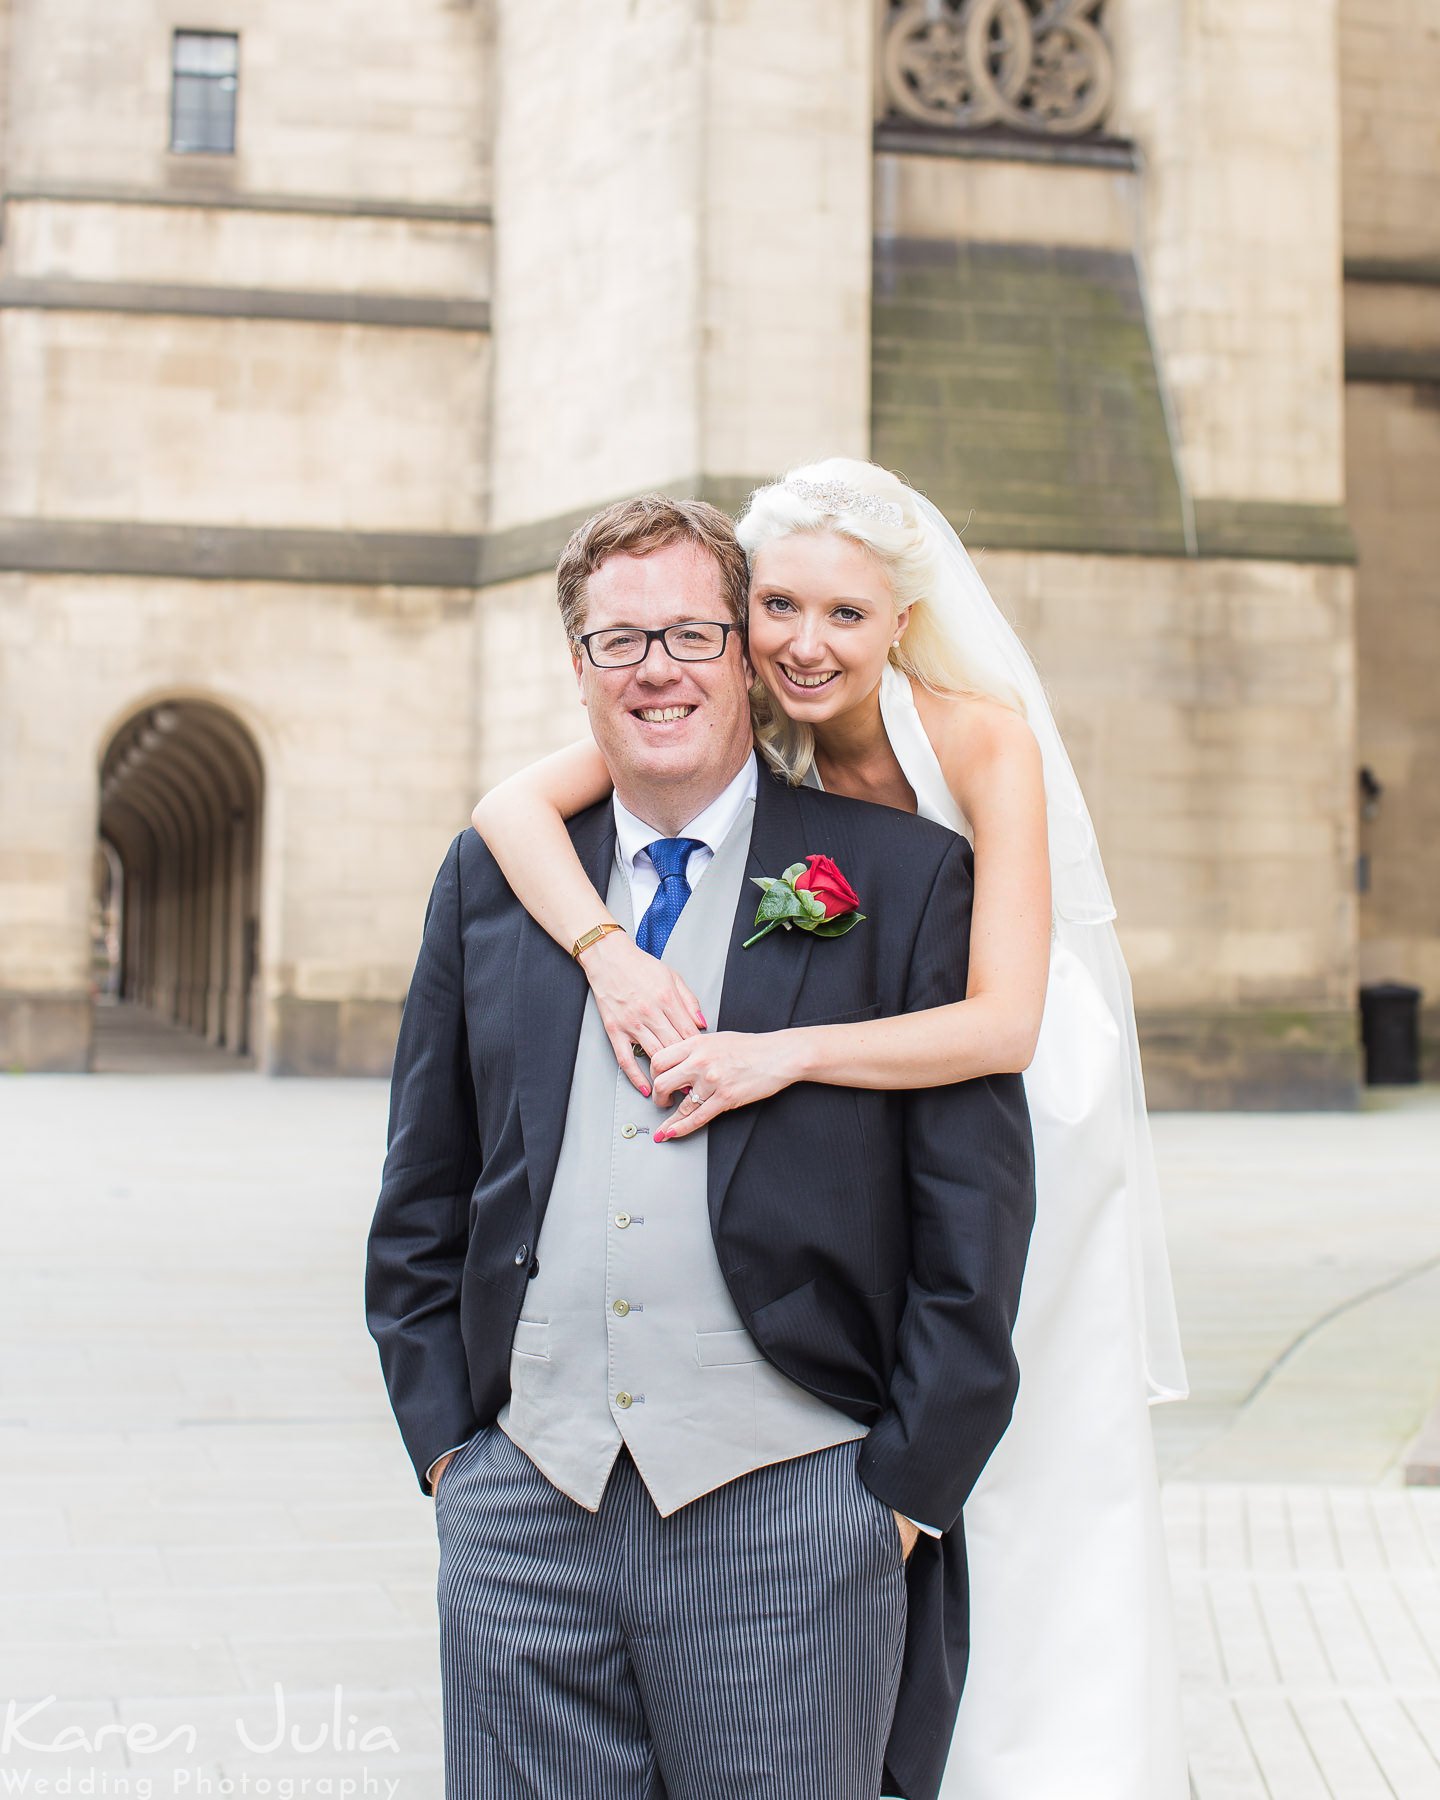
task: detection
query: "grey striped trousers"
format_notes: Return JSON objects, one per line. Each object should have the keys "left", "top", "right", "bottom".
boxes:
{"left": 435, "top": 1425, "right": 907, "bottom": 1799}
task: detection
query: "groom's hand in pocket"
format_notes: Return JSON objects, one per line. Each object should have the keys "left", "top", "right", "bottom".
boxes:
{"left": 893, "top": 1512, "right": 920, "bottom": 1561}
{"left": 429, "top": 1451, "right": 458, "bottom": 1496}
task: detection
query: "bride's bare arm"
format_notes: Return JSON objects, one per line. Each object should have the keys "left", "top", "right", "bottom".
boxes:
{"left": 471, "top": 739, "right": 617, "bottom": 947}
{"left": 471, "top": 741, "right": 706, "bottom": 1091}
{"left": 649, "top": 700, "right": 1050, "bottom": 1138}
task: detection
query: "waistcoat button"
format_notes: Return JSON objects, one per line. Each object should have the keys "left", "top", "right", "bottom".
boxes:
{"left": 612, "top": 1298, "right": 630, "bottom": 1316}
{"left": 614, "top": 1212, "right": 631, "bottom": 1228}
{"left": 620, "top": 1123, "right": 638, "bottom": 1140}
{"left": 615, "top": 1391, "right": 633, "bottom": 1409}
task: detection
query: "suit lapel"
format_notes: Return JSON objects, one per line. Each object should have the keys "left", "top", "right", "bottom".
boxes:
{"left": 512, "top": 802, "right": 617, "bottom": 1215}
{"left": 707, "top": 771, "right": 816, "bottom": 1229}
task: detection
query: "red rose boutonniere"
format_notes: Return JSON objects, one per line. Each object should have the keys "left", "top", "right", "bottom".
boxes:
{"left": 743, "top": 854, "right": 866, "bottom": 949}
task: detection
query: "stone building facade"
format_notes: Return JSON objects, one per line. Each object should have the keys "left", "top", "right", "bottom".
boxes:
{"left": 0, "top": 0, "right": 1433, "bottom": 1103}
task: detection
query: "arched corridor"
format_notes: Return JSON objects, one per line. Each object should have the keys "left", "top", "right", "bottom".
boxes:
{"left": 96, "top": 700, "right": 264, "bottom": 1068}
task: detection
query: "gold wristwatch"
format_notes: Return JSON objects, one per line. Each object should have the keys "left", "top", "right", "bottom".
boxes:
{"left": 571, "top": 921, "right": 626, "bottom": 961}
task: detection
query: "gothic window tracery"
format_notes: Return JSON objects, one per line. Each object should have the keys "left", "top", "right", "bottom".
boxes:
{"left": 881, "top": 0, "right": 1114, "bottom": 140}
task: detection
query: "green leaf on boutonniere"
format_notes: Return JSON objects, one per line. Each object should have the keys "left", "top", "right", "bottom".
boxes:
{"left": 809, "top": 910, "right": 866, "bottom": 938}
{"left": 755, "top": 883, "right": 805, "bottom": 922}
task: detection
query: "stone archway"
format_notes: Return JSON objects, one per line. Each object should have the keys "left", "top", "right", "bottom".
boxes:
{"left": 96, "top": 699, "right": 264, "bottom": 1066}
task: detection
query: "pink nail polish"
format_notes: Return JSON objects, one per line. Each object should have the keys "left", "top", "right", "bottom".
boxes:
{"left": 654, "top": 1132, "right": 667, "bottom": 1144}
{"left": 696, "top": 1015, "right": 707, "bottom": 1029}
{"left": 640, "top": 1085, "right": 651, "bottom": 1098}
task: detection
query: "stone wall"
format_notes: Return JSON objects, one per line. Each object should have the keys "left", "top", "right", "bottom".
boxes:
{"left": 870, "top": 149, "right": 1188, "bottom": 558}
{"left": 1341, "top": 0, "right": 1440, "bottom": 267}
{"left": 474, "top": 572, "right": 587, "bottom": 791}
{"left": 4, "top": 196, "right": 490, "bottom": 296}
{"left": 485, "top": 0, "right": 701, "bottom": 528}
{"left": 697, "top": 1, "right": 872, "bottom": 480}
{"left": 487, "top": 0, "right": 871, "bottom": 531}
{"left": 872, "top": 230, "right": 1186, "bottom": 556}
{"left": 0, "top": 573, "right": 480, "bottom": 1075}
{"left": 3, "top": 0, "right": 490, "bottom": 206}
{"left": 0, "top": 0, "right": 491, "bottom": 538}
{"left": 0, "top": 309, "right": 488, "bottom": 533}
{"left": 868, "top": 130, "right": 1360, "bottom": 1106}
{"left": 0, "top": 0, "right": 491, "bottom": 1073}
{"left": 1347, "top": 381, "right": 1440, "bottom": 1073}
{"left": 0, "top": 0, "right": 1426, "bottom": 1098}
{"left": 1340, "top": 0, "right": 1440, "bottom": 1075}
{"left": 1109, "top": 0, "right": 1347, "bottom": 509}
{"left": 987, "top": 549, "right": 1359, "bottom": 1108}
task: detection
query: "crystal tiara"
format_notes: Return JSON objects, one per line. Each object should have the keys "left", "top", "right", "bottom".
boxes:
{"left": 783, "top": 477, "right": 905, "bottom": 529}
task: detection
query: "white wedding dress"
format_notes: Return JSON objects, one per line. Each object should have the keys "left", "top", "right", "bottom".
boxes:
{"left": 848, "top": 666, "right": 1190, "bottom": 1798}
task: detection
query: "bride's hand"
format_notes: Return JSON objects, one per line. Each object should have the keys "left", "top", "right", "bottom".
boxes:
{"left": 648, "top": 1031, "right": 804, "bottom": 1141}
{"left": 577, "top": 931, "right": 706, "bottom": 1096}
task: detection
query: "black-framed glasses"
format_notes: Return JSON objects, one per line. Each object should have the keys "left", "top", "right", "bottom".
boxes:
{"left": 575, "top": 620, "right": 738, "bottom": 669}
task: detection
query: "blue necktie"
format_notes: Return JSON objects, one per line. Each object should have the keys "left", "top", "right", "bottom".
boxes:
{"left": 636, "top": 838, "right": 704, "bottom": 959}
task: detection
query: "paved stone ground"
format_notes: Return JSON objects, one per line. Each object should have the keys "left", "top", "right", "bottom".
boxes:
{"left": 1151, "top": 1090, "right": 1440, "bottom": 1800}
{"left": 1, "top": 1035, "right": 1437, "bottom": 1798}
{"left": 1165, "top": 1482, "right": 1440, "bottom": 1800}
{"left": 1151, "top": 1090, "right": 1440, "bottom": 1491}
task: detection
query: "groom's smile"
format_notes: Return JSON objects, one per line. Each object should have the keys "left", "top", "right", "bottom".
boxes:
{"left": 633, "top": 702, "right": 697, "bottom": 725}
{"left": 618, "top": 654, "right": 708, "bottom": 747}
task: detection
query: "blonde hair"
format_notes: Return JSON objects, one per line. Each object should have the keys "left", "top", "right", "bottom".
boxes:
{"left": 736, "top": 457, "right": 1022, "bottom": 783}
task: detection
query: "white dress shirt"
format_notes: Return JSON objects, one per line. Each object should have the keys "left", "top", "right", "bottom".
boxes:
{"left": 612, "top": 751, "right": 758, "bottom": 925}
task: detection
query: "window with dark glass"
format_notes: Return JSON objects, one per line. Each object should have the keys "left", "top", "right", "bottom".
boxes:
{"left": 170, "top": 30, "right": 239, "bottom": 155}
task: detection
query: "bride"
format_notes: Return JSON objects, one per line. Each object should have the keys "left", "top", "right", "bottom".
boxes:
{"left": 470, "top": 458, "right": 1190, "bottom": 1798}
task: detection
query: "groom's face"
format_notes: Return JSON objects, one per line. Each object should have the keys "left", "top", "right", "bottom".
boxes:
{"left": 573, "top": 539, "right": 753, "bottom": 812}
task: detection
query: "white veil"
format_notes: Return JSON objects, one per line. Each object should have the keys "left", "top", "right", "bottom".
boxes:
{"left": 910, "top": 494, "right": 1119, "bottom": 926}
{"left": 909, "top": 492, "right": 1189, "bottom": 1404}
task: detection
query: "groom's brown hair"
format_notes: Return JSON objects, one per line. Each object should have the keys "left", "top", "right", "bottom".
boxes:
{"left": 555, "top": 495, "right": 750, "bottom": 642}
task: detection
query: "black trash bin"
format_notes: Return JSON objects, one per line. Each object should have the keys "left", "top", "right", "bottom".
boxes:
{"left": 1358, "top": 981, "right": 1422, "bottom": 1085}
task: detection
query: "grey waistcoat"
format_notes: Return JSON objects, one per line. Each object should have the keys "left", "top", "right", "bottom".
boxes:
{"left": 497, "top": 797, "right": 866, "bottom": 1515}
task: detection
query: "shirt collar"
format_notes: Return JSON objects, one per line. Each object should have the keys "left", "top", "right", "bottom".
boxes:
{"left": 612, "top": 751, "right": 758, "bottom": 872}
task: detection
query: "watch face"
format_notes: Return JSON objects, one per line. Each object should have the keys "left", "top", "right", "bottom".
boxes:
{"left": 574, "top": 923, "right": 622, "bottom": 959}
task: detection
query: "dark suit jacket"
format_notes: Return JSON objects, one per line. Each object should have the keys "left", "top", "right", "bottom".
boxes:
{"left": 366, "top": 766, "right": 1035, "bottom": 1800}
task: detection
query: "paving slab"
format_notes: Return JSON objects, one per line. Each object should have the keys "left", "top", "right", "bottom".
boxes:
{"left": 1150, "top": 1091, "right": 1440, "bottom": 1486}
{"left": 1168, "top": 1483, "right": 1440, "bottom": 1799}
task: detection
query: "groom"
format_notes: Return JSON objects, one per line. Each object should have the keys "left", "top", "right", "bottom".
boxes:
{"left": 365, "top": 495, "right": 1035, "bottom": 1800}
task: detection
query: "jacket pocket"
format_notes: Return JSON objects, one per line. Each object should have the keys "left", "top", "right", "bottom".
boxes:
{"left": 746, "top": 1276, "right": 905, "bottom": 1411}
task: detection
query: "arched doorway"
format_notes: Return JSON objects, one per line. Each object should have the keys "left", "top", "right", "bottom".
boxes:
{"left": 96, "top": 699, "right": 264, "bottom": 1069}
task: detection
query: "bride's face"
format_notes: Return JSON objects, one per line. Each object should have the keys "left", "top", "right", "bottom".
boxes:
{"left": 747, "top": 530, "right": 908, "bottom": 726}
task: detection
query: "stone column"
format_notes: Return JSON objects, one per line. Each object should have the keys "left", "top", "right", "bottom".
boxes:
{"left": 204, "top": 817, "right": 225, "bottom": 1044}
{"left": 478, "top": 1, "right": 874, "bottom": 794}
{"left": 486, "top": 0, "right": 873, "bottom": 531}
{"left": 226, "top": 812, "right": 249, "bottom": 1055}
{"left": 1110, "top": 0, "right": 1348, "bottom": 514}
{"left": 1102, "top": 0, "right": 1361, "bottom": 1102}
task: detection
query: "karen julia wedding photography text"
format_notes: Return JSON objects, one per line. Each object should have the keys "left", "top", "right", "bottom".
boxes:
{"left": 1, "top": 1687, "right": 401, "bottom": 1800}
